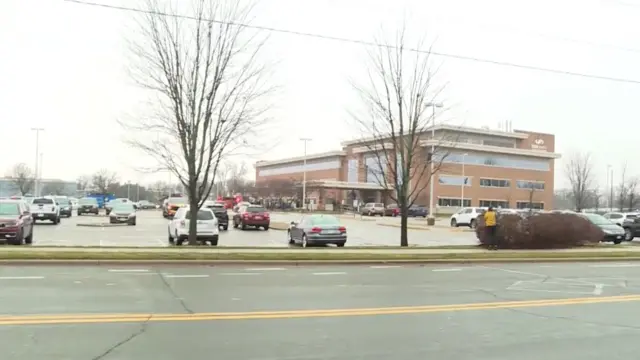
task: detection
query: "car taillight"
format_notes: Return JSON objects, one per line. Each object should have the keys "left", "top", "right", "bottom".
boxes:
{"left": 243, "top": 213, "right": 249, "bottom": 218}
{"left": 179, "top": 220, "right": 186, "bottom": 227}
{"left": 310, "top": 227, "right": 322, "bottom": 233}
{"left": 339, "top": 226, "right": 346, "bottom": 233}
{"left": 264, "top": 213, "right": 270, "bottom": 218}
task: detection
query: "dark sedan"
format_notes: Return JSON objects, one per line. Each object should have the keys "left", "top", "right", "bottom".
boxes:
{"left": 77, "top": 197, "right": 100, "bottom": 215}
{"left": 205, "top": 202, "right": 229, "bottom": 230}
{"left": 408, "top": 205, "right": 428, "bottom": 217}
{"left": 287, "top": 214, "right": 346, "bottom": 248}
{"left": 580, "top": 213, "right": 624, "bottom": 244}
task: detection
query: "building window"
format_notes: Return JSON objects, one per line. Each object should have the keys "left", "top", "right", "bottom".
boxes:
{"left": 258, "top": 159, "right": 341, "bottom": 177}
{"left": 434, "top": 151, "right": 550, "bottom": 171}
{"left": 516, "top": 201, "right": 544, "bottom": 210}
{"left": 516, "top": 180, "right": 545, "bottom": 190}
{"left": 479, "top": 178, "right": 510, "bottom": 188}
{"left": 483, "top": 139, "right": 515, "bottom": 148}
{"left": 438, "top": 175, "right": 471, "bottom": 186}
{"left": 479, "top": 200, "right": 509, "bottom": 208}
{"left": 438, "top": 198, "right": 472, "bottom": 207}
{"left": 365, "top": 155, "right": 387, "bottom": 184}
{"left": 347, "top": 159, "right": 358, "bottom": 183}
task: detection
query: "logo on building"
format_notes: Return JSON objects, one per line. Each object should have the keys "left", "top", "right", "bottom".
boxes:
{"left": 531, "top": 138, "right": 546, "bottom": 150}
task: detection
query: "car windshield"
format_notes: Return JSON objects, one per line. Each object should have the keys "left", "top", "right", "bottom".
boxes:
{"left": 627, "top": 214, "right": 638, "bottom": 219}
{"left": 210, "top": 204, "right": 225, "bottom": 209}
{"left": 185, "top": 210, "right": 214, "bottom": 220}
{"left": 32, "top": 198, "right": 53, "bottom": 205}
{"left": 55, "top": 198, "right": 69, "bottom": 204}
{"left": 168, "top": 197, "right": 187, "bottom": 204}
{"left": 583, "top": 213, "right": 611, "bottom": 225}
{"left": 79, "top": 198, "right": 97, "bottom": 205}
{"left": 112, "top": 203, "right": 135, "bottom": 212}
{"left": 310, "top": 216, "right": 340, "bottom": 225}
{"left": 0, "top": 203, "right": 20, "bottom": 216}
{"left": 246, "top": 207, "right": 266, "bottom": 213}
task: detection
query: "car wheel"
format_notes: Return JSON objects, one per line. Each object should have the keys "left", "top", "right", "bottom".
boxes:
{"left": 450, "top": 219, "right": 457, "bottom": 227}
{"left": 336, "top": 241, "right": 346, "bottom": 247}
{"left": 302, "top": 234, "right": 308, "bottom": 248}
{"left": 288, "top": 230, "right": 295, "bottom": 245}
{"left": 469, "top": 219, "right": 476, "bottom": 229}
{"left": 614, "top": 238, "right": 623, "bottom": 245}
{"left": 54, "top": 217, "right": 60, "bottom": 225}
{"left": 624, "top": 228, "right": 634, "bottom": 241}
{"left": 77, "top": 212, "right": 81, "bottom": 216}
{"left": 233, "top": 221, "right": 238, "bottom": 229}
{"left": 241, "top": 222, "right": 247, "bottom": 230}
{"left": 223, "top": 225, "right": 228, "bottom": 231}
{"left": 175, "top": 231, "right": 183, "bottom": 246}
{"left": 168, "top": 229, "right": 174, "bottom": 244}
{"left": 263, "top": 226, "right": 269, "bottom": 231}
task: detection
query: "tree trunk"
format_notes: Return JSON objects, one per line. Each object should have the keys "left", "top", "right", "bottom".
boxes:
{"left": 400, "top": 202, "right": 408, "bottom": 247}
{"left": 188, "top": 197, "right": 199, "bottom": 246}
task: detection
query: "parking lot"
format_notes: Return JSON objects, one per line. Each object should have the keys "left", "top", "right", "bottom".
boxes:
{"left": 29, "top": 210, "right": 479, "bottom": 247}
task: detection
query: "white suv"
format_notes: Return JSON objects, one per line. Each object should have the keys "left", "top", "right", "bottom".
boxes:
{"left": 168, "top": 207, "right": 219, "bottom": 246}
{"left": 30, "top": 197, "right": 61, "bottom": 224}
{"left": 450, "top": 207, "right": 486, "bottom": 228}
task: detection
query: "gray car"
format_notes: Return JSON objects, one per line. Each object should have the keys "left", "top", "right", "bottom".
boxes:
{"left": 287, "top": 214, "right": 346, "bottom": 248}
{"left": 108, "top": 203, "right": 137, "bottom": 225}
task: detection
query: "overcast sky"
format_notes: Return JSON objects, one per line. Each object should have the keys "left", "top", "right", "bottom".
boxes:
{"left": 2, "top": 0, "right": 640, "bottom": 189}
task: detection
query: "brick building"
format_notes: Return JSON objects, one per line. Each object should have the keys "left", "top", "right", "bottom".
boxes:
{"left": 254, "top": 125, "right": 561, "bottom": 212}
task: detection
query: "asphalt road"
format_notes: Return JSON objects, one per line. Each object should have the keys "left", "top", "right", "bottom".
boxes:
{"left": 2, "top": 262, "right": 640, "bottom": 359}
{"left": 30, "top": 210, "right": 478, "bottom": 247}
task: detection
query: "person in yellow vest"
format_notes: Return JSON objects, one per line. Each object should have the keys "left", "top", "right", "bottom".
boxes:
{"left": 483, "top": 207, "right": 498, "bottom": 250}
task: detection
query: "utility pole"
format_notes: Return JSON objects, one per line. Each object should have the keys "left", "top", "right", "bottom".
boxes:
{"left": 426, "top": 103, "right": 443, "bottom": 217}
{"left": 300, "top": 138, "right": 312, "bottom": 211}
{"left": 31, "top": 128, "right": 44, "bottom": 196}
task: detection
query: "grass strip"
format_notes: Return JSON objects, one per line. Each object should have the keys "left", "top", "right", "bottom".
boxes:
{"left": 1, "top": 249, "right": 640, "bottom": 262}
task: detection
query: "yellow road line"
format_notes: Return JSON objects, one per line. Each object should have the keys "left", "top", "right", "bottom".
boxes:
{"left": 1, "top": 294, "right": 639, "bottom": 326}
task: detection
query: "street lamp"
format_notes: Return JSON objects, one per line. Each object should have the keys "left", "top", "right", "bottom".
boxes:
{"left": 31, "top": 128, "right": 44, "bottom": 196}
{"left": 426, "top": 102, "right": 444, "bottom": 217}
{"left": 607, "top": 164, "right": 613, "bottom": 211}
{"left": 300, "top": 138, "right": 312, "bottom": 211}
{"left": 461, "top": 153, "right": 468, "bottom": 208}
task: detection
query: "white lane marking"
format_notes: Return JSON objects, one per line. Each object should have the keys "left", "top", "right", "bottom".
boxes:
{"left": 312, "top": 272, "right": 347, "bottom": 276}
{"left": 432, "top": 268, "right": 462, "bottom": 272}
{"left": 369, "top": 265, "right": 402, "bottom": 269}
{"left": 0, "top": 276, "right": 45, "bottom": 280}
{"left": 588, "top": 264, "right": 640, "bottom": 268}
{"left": 108, "top": 269, "right": 149, "bottom": 273}
{"left": 478, "top": 265, "right": 544, "bottom": 277}
{"left": 244, "top": 268, "right": 286, "bottom": 271}
{"left": 220, "top": 273, "right": 261, "bottom": 276}
{"left": 163, "top": 274, "right": 210, "bottom": 278}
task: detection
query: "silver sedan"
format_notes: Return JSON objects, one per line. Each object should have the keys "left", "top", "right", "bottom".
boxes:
{"left": 287, "top": 214, "right": 346, "bottom": 247}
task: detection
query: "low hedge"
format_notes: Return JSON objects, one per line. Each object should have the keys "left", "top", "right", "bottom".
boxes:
{"left": 475, "top": 212, "right": 603, "bottom": 249}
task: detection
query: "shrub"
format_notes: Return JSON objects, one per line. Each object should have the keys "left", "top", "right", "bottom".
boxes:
{"left": 475, "top": 212, "right": 603, "bottom": 249}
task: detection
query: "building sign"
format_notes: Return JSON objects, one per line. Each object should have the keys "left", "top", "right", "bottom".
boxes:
{"left": 531, "top": 138, "right": 547, "bottom": 150}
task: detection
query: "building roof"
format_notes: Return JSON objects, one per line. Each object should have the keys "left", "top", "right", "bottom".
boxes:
{"left": 340, "top": 124, "right": 529, "bottom": 146}
{"left": 255, "top": 150, "right": 346, "bottom": 168}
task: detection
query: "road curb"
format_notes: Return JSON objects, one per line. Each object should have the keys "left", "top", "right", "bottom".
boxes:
{"left": 376, "top": 223, "right": 431, "bottom": 231}
{"left": 3, "top": 257, "right": 640, "bottom": 266}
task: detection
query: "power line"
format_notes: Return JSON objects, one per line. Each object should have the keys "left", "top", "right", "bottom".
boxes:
{"left": 63, "top": 0, "right": 640, "bottom": 85}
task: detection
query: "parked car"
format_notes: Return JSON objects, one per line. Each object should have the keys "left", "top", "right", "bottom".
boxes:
{"left": 109, "top": 203, "right": 137, "bottom": 225}
{"left": 168, "top": 207, "right": 219, "bottom": 246}
{"left": 136, "top": 200, "right": 156, "bottom": 210}
{"left": 580, "top": 213, "right": 625, "bottom": 244}
{"left": 163, "top": 196, "right": 188, "bottom": 218}
{"left": 54, "top": 196, "right": 72, "bottom": 218}
{"left": 609, "top": 213, "right": 640, "bottom": 241}
{"left": 360, "top": 203, "right": 385, "bottom": 216}
{"left": 233, "top": 201, "right": 251, "bottom": 212}
{"left": 384, "top": 204, "right": 399, "bottom": 217}
{"left": 0, "top": 199, "right": 34, "bottom": 245}
{"left": 77, "top": 197, "right": 100, "bottom": 215}
{"left": 408, "top": 205, "right": 428, "bottom": 217}
{"left": 287, "top": 214, "right": 346, "bottom": 247}
{"left": 602, "top": 212, "right": 639, "bottom": 227}
{"left": 30, "top": 197, "right": 61, "bottom": 224}
{"left": 233, "top": 205, "right": 270, "bottom": 230}
{"left": 204, "top": 201, "right": 229, "bottom": 230}
{"left": 105, "top": 198, "right": 131, "bottom": 215}
{"left": 450, "top": 207, "right": 486, "bottom": 228}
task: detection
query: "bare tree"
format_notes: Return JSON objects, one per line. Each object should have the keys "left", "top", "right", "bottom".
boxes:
{"left": 121, "top": 0, "right": 270, "bottom": 245}
{"left": 350, "top": 27, "right": 451, "bottom": 247}
{"left": 564, "top": 152, "right": 594, "bottom": 211}
{"left": 627, "top": 177, "right": 639, "bottom": 211}
{"left": 592, "top": 187, "right": 602, "bottom": 210}
{"left": 92, "top": 169, "right": 118, "bottom": 194}
{"left": 41, "top": 181, "right": 67, "bottom": 196}
{"left": 76, "top": 175, "right": 91, "bottom": 192}
{"left": 226, "top": 162, "right": 248, "bottom": 194}
{"left": 7, "top": 163, "right": 35, "bottom": 196}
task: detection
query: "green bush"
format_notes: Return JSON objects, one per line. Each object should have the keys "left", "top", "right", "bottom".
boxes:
{"left": 475, "top": 212, "right": 603, "bottom": 249}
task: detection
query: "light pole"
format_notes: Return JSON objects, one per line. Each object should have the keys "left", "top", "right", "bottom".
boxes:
{"left": 127, "top": 181, "right": 131, "bottom": 199}
{"left": 31, "top": 128, "right": 44, "bottom": 196}
{"left": 461, "top": 153, "right": 468, "bottom": 208}
{"left": 426, "top": 102, "right": 444, "bottom": 217}
{"left": 608, "top": 164, "right": 614, "bottom": 211}
{"left": 300, "top": 138, "right": 312, "bottom": 211}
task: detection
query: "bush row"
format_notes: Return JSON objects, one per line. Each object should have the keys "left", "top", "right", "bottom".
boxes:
{"left": 474, "top": 212, "right": 604, "bottom": 249}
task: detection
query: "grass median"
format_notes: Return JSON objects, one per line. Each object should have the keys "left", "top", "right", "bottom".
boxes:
{"left": 1, "top": 248, "right": 640, "bottom": 262}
